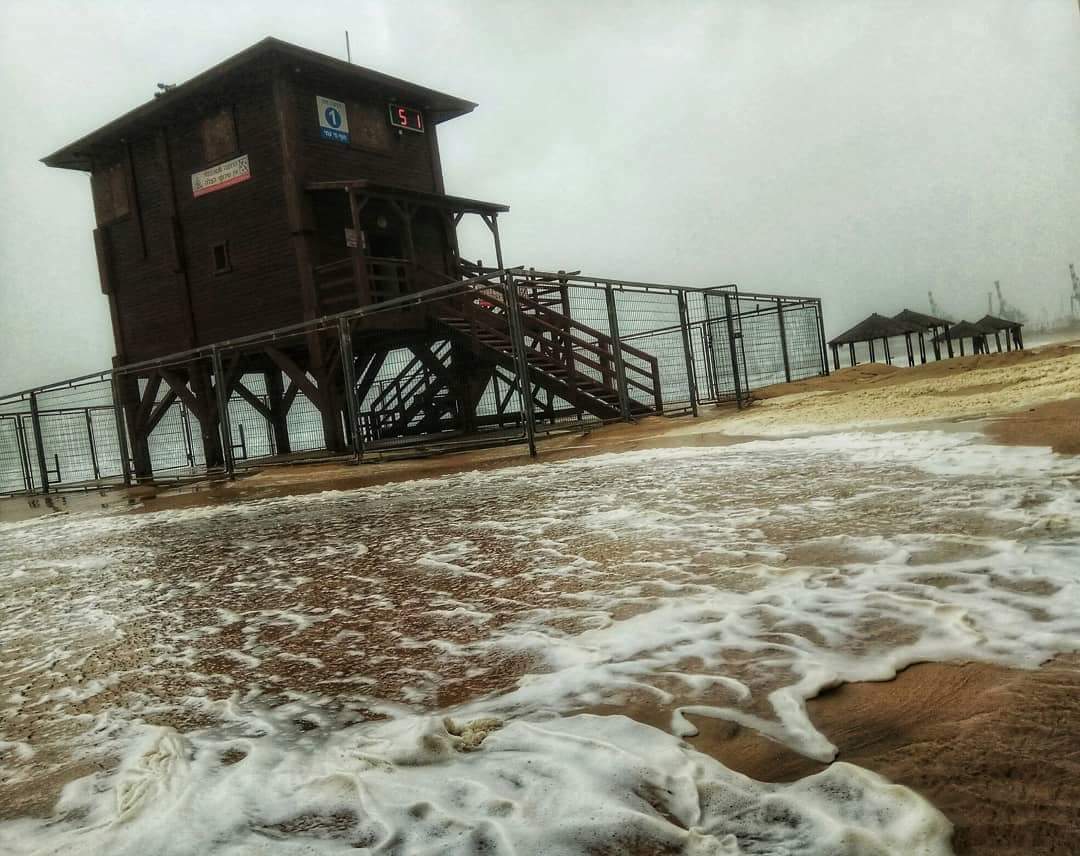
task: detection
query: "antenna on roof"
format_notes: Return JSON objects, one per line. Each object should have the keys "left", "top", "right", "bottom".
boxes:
{"left": 345, "top": 31, "right": 352, "bottom": 63}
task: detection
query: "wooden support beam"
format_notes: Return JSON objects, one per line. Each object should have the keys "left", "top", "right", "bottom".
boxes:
{"left": 134, "top": 372, "right": 163, "bottom": 434}
{"left": 188, "top": 362, "right": 225, "bottom": 468}
{"left": 234, "top": 381, "right": 273, "bottom": 422}
{"left": 266, "top": 346, "right": 322, "bottom": 407}
{"left": 144, "top": 389, "right": 179, "bottom": 436}
{"left": 282, "top": 380, "right": 300, "bottom": 414}
{"left": 355, "top": 351, "right": 388, "bottom": 406}
{"left": 265, "top": 371, "right": 292, "bottom": 456}
{"left": 159, "top": 368, "right": 203, "bottom": 416}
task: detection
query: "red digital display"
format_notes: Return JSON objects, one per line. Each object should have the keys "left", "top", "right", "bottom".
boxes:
{"left": 389, "top": 104, "right": 424, "bottom": 133}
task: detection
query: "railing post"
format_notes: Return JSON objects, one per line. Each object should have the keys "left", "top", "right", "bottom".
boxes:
{"left": 210, "top": 349, "right": 235, "bottom": 478}
{"left": 815, "top": 300, "right": 830, "bottom": 376}
{"left": 702, "top": 293, "right": 719, "bottom": 402}
{"left": 85, "top": 410, "right": 101, "bottom": 481}
{"left": 502, "top": 275, "right": 537, "bottom": 457}
{"left": 485, "top": 214, "right": 536, "bottom": 458}
{"left": 723, "top": 294, "right": 745, "bottom": 409}
{"left": 15, "top": 415, "right": 34, "bottom": 493}
{"left": 179, "top": 401, "right": 195, "bottom": 467}
{"left": 110, "top": 373, "right": 132, "bottom": 486}
{"left": 337, "top": 317, "right": 363, "bottom": 461}
{"left": 604, "top": 285, "right": 633, "bottom": 422}
{"left": 677, "top": 291, "right": 699, "bottom": 417}
{"left": 776, "top": 298, "right": 792, "bottom": 383}
{"left": 28, "top": 392, "right": 50, "bottom": 495}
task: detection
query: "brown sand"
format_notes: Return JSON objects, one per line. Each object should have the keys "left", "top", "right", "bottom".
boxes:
{"left": 587, "top": 656, "right": 1080, "bottom": 855}
{"left": 754, "top": 341, "right": 1080, "bottom": 400}
{"left": 984, "top": 397, "right": 1080, "bottom": 456}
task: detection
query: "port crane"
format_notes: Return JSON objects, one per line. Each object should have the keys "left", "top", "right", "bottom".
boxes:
{"left": 1071, "top": 263, "right": 1080, "bottom": 319}
{"left": 993, "top": 280, "right": 1027, "bottom": 324}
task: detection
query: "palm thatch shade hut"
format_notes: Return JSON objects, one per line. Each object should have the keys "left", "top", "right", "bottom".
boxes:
{"left": 827, "top": 313, "right": 922, "bottom": 370}
{"left": 892, "top": 309, "right": 954, "bottom": 362}
{"left": 976, "top": 314, "right": 1024, "bottom": 352}
{"left": 932, "top": 320, "right": 991, "bottom": 357}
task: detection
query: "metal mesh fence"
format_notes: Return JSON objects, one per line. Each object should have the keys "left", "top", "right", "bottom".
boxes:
{"left": 2, "top": 270, "right": 825, "bottom": 496}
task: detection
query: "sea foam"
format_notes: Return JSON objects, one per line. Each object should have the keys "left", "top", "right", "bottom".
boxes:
{"left": 1, "top": 430, "right": 1077, "bottom": 853}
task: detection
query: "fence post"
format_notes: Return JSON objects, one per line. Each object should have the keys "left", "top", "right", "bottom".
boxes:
{"left": 179, "top": 401, "right": 195, "bottom": 466}
{"left": 815, "top": 300, "right": 830, "bottom": 376}
{"left": 110, "top": 373, "right": 132, "bottom": 486}
{"left": 702, "top": 293, "right": 719, "bottom": 402}
{"left": 337, "top": 317, "right": 363, "bottom": 461}
{"left": 502, "top": 274, "right": 537, "bottom": 457}
{"left": 677, "top": 291, "right": 699, "bottom": 417}
{"left": 776, "top": 299, "right": 792, "bottom": 383}
{"left": 15, "top": 416, "right": 34, "bottom": 493}
{"left": 28, "top": 392, "right": 50, "bottom": 495}
{"left": 84, "top": 410, "right": 101, "bottom": 481}
{"left": 210, "top": 349, "right": 235, "bottom": 478}
{"left": 723, "top": 294, "right": 745, "bottom": 409}
{"left": 604, "top": 285, "right": 633, "bottom": 422}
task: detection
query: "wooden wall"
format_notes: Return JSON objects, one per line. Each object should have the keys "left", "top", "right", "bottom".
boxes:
{"left": 87, "top": 63, "right": 457, "bottom": 365}
{"left": 169, "top": 80, "right": 299, "bottom": 347}
{"left": 290, "top": 74, "right": 443, "bottom": 193}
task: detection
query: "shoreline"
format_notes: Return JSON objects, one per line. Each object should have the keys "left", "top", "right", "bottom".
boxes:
{"left": 2, "top": 340, "right": 1076, "bottom": 524}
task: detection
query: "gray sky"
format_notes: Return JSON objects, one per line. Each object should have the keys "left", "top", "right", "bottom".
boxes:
{"left": 1, "top": 0, "right": 1078, "bottom": 391}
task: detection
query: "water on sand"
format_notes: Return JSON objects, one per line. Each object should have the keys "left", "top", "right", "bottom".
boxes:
{"left": 1, "top": 431, "right": 1078, "bottom": 854}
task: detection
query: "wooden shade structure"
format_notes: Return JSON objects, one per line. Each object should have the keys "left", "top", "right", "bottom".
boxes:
{"left": 975, "top": 314, "right": 1024, "bottom": 353}
{"left": 892, "top": 308, "right": 953, "bottom": 363}
{"left": 932, "top": 320, "right": 991, "bottom": 357}
{"left": 827, "top": 313, "right": 922, "bottom": 370}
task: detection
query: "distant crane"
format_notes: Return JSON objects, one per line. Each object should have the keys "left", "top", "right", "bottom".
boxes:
{"left": 993, "top": 280, "right": 1027, "bottom": 324}
{"left": 1071, "top": 263, "right": 1080, "bottom": 318}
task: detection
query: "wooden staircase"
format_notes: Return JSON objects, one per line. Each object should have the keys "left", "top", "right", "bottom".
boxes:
{"left": 435, "top": 289, "right": 662, "bottom": 421}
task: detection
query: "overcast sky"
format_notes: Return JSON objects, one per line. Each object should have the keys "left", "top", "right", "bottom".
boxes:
{"left": 1, "top": 0, "right": 1077, "bottom": 391}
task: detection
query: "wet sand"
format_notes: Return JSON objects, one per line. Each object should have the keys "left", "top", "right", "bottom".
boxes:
{"left": 595, "top": 657, "right": 1080, "bottom": 856}
{"left": 797, "top": 657, "right": 1080, "bottom": 856}
{"left": 3, "top": 342, "right": 1079, "bottom": 853}
{"left": 984, "top": 397, "right": 1080, "bottom": 456}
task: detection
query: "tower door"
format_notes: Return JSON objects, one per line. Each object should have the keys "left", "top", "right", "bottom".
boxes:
{"left": 367, "top": 225, "right": 408, "bottom": 301}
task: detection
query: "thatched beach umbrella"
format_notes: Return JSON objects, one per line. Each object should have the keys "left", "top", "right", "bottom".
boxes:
{"left": 976, "top": 314, "right": 1025, "bottom": 352}
{"left": 893, "top": 309, "right": 953, "bottom": 362}
{"left": 932, "top": 320, "right": 991, "bottom": 357}
{"left": 827, "top": 313, "right": 922, "bottom": 370}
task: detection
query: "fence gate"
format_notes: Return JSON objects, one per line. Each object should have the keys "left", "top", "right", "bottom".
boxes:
{"left": 0, "top": 414, "right": 33, "bottom": 494}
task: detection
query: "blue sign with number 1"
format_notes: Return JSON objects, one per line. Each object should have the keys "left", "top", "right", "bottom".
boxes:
{"left": 317, "top": 96, "right": 350, "bottom": 143}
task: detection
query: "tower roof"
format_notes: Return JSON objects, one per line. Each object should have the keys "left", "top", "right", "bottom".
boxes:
{"left": 43, "top": 37, "right": 477, "bottom": 171}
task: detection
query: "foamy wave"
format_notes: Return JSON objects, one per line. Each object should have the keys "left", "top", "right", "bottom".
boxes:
{"left": 1, "top": 430, "right": 1077, "bottom": 852}
{"left": 0, "top": 714, "right": 952, "bottom": 855}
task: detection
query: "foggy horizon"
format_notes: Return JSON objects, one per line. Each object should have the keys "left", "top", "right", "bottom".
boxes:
{"left": 1, "top": 0, "right": 1077, "bottom": 392}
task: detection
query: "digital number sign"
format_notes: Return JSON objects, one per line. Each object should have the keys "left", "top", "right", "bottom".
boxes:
{"left": 389, "top": 104, "right": 424, "bottom": 133}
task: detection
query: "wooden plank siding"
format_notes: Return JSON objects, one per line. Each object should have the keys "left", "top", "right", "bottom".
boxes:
{"left": 92, "top": 136, "right": 189, "bottom": 363}
{"left": 79, "top": 51, "right": 466, "bottom": 365}
{"left": 291, "top": 76, "right": 440, "bottom": 193}
{"left": 170, "top": 80, "right": 300, "bottom": 346}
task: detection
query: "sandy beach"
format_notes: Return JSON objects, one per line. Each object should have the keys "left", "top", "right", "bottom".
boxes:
{"left": 1, "top": 340, "right": 1078, "bottom": 855}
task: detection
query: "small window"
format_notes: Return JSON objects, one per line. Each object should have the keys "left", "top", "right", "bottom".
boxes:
{"left": 92, "top": 161, "right": 130, "bottom": 224}
{"left": 211, "top": 241, "right": 231, "bottom": 274}
{"left": 200, "top": 108, "right": 238, "bottom": 164}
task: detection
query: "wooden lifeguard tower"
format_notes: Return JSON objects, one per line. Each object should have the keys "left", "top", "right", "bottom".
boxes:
{"left": 44, "top": 38, "right": 657, "bottom": 477}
